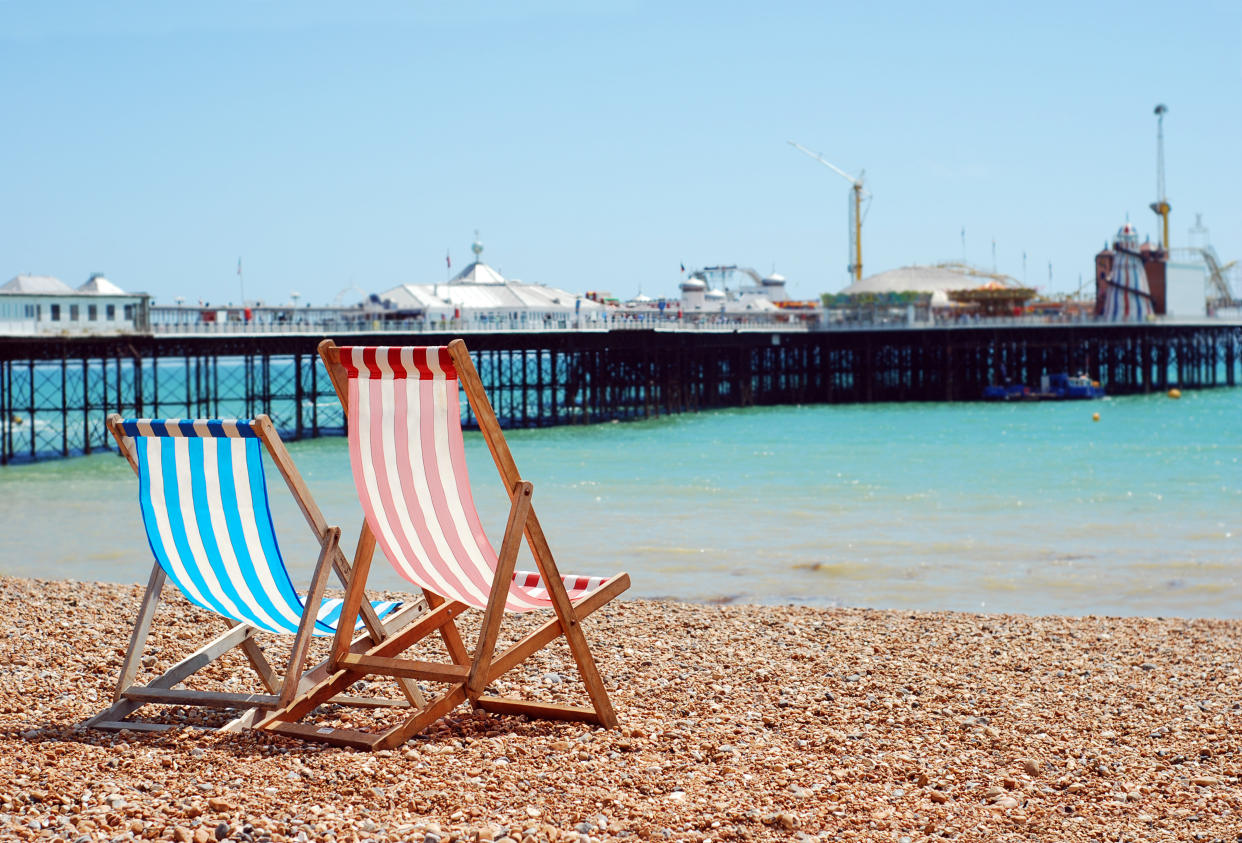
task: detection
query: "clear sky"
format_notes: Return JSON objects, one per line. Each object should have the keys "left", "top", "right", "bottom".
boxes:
{"left": 3, "top": 0, "right": 1239, "bottom": 306}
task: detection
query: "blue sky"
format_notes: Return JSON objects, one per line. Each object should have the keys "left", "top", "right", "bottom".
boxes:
{"left": 3, "top": 1, "right": 1239, "bottom": 305}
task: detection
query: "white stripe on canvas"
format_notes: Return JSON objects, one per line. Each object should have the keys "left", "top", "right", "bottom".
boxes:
{"left": 144, "top": 438, "right": 213, "bottom": 610}
{"left": 228, "top": 438, "right": 305, "bottom": 631}
{"left": 174, "top": 438, "right": 248, "bottom": 621}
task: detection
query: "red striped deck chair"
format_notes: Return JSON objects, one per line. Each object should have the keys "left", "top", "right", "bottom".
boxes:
{"left": 86, "top": 414, "right": 427, "bottom": 736}
{"left": 260, "top": 339, "right": 630, "bottom": 750}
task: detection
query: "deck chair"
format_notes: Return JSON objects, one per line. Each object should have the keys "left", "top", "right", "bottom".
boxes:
{"left": 259, "top": 340, "right": 630, "bottom": 750}
{"left": 84, "top": 414, "right": 428, "bottom": 734}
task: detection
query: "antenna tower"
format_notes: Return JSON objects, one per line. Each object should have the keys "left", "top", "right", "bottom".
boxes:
{"left": 1149, "top": 104, "right": 1171, "bottom": 250}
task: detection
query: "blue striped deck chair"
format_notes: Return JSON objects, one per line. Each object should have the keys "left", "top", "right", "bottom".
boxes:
{"left": 85, "top": 414, "right": 427, "bottom": 734}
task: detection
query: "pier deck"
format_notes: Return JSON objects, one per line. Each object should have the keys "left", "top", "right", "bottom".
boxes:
{"left": 2, "top": 322, "right": 1239, "bottom": 464}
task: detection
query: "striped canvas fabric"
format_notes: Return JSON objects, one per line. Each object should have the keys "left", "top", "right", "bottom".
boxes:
{"left": 126, "top": 419, "right": 400, "bottom": 636}
{"left": 341, "top": 346, "right": 611, "bottom": 613}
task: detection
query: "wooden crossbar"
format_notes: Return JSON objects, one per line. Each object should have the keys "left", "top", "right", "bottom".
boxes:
{"left": 475, "top": 697, "right": 600, "bottom": 722}
{"left": 336, "top": 654, "right": 470, "bottom": 683}
{"left": 121, "top": 688, "right": 281, "bottom": 710}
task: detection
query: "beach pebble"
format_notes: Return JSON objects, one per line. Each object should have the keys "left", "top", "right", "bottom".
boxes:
{"left": 1, "top": 577, "right": 1239, "bottom": 843}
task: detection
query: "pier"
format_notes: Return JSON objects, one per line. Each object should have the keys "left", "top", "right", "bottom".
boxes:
{"left": 2, "top": 321, "right": 1240, "bottom": 464}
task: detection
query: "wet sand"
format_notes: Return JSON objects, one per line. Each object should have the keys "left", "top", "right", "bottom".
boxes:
{"left": 0, "top": 575, "right": 1239, "bottom": 842}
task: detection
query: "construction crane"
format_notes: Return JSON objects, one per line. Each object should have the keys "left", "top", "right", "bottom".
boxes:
{"left": 1149, "top": 104, "right": 1171, "bottom": 250}
{"left": 788, "top": 140, "right": 868, "bottom": 282}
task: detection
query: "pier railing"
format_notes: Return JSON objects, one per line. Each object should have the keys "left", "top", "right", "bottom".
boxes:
{"left": 147, "top": 313, "right": 812, "bottom": 336}
{"left": 145, "top": 307, "right": 1242, "bottom": 337}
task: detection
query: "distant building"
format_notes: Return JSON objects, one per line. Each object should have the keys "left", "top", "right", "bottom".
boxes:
{"left": 1094, "top": 226, "right": 1167, "bottom": 317}
{"left": 376, "top": 239, "right": 605, "bottom": 326}
{"left": 661, "top": 266, "right": 789, "bottom": 317}
{"left": 0, "top": 274, "right": 150, "bottom": 335}
{"left": 826, "top": 264, "right": 1034, "bottom": 321}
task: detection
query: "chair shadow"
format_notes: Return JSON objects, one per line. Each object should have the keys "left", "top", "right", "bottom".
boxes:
{"left": 17, "top": 704, "right": 603, "bottom": 759}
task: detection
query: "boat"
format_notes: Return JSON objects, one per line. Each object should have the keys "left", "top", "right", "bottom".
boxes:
{"left": 983, "top": 373, "right": 1104, "bottom": 401}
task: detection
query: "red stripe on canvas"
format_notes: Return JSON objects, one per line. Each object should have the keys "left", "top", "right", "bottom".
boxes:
{"left": 438, "top": 347, "right": 456, "bottom": 379}
{"left": 340, "top": 347, "right": 361, "bottom": 379}
{"left": 343, "top": 349, "right": 611, "bottom": 612}
{"left": 411, "top": 349, "right": 434, "bottom": 381}
{"left": 362, "top": 347, "right": 383, "bottom": 380}
{"left": 385, "top": 347, "right": 406, "bottom": 379}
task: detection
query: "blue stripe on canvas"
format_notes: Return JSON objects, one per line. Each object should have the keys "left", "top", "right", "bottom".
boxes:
{"left": 117, "top": 418, "right": 259, "bottom": 438}
{"left": 214, "top": 438, "right": 295, "bottom": 634}
{"left": 188, "top": 438, "right": 261, "bottom": 629}
{"left": 153, "top": 437, "right": 222, "bottom": 617}
{"left": 191, "top": 439, "right": 269, "bottom": 630}
{"left": 135, "top": 438, "right": 189, "bottom": 606}
{"left": 128, "top": 424, "right": 390, "bottom": 638}
{"left": 242, "top": 438, "right": 308, "bottom": 631}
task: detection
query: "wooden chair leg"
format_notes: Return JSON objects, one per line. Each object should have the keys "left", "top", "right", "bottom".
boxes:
{"left": 330, "top": 522, "right": 377, "bottom": 668}
{"left": 468, "top": 481, "right": 532, "bottom": 697}
{"left": 112, "top": 563, "right": 167, "bottom": 703}
{"left": 328, "top": 521, "right": 427, "bottom": 708}
{"left": 84, "top": 623, "right": 261, "bottom": 729}
{"left": 279, "top": 527, "right": 340, "bottom": 708}
{"left": 425, "top": 590, "right": 472, "bottom": 666}
{"left": 524, "top": 512, "right": 619, "bottom": 728}
{"left": 231, "top": 622, "right": 282, "bottom": 694}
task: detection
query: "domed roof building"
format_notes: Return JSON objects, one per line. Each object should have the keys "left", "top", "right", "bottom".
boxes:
{"left": 840, "top": 264, "right": 1022, "bottom": 296}
{"left": 377, "top": 238, "right": 605, "bottom": 322}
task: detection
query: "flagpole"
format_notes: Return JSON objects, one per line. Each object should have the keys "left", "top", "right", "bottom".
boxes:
{"left": 237, "top": 257, "right": 245, "bottom": 306}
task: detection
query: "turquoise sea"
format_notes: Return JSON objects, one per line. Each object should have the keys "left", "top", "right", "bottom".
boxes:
{"left": 1, "top": 391, "right": 1239, "bottom": 618}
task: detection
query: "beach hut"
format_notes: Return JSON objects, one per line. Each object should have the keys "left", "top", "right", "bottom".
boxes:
{"left": 1101, "top": 223, "right": 1154, "bottom": 321}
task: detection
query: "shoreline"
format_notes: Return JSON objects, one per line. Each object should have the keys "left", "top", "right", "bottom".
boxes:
{"left": 1, "top": 575, "right": 1238, "bottom": 842}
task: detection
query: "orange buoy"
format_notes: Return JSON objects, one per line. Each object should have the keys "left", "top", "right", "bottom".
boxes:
{"left": 1092, "top": 412, "right": 1100, "bottom": 422}
{"left": 1167, "top": 388, "right": 1182, "bottom": 399}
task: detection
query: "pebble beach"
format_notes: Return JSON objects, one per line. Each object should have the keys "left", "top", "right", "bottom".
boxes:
{"left": 1, "top": 576, "right": 1239, "bottom": 843}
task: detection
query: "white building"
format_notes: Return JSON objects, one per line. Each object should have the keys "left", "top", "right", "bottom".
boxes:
{"left": 1164, "top": 261, "right": 1207, "bottom": 318}
{"left": 376, "top": 239, "right": 606, "bottom": 328}
{"left": 653, "top": 265, "right": 786, "bottom": 317}
{"left": 0, "top": 274, "right": 150, "bottom": 335}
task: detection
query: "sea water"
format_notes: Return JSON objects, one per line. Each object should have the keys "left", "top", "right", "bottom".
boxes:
{"left": 1, "top": 390, "right": 1238, "bottom": 618}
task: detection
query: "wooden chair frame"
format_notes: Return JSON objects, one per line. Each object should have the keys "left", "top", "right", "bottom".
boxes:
{"left": 84, "top": 414, "right": 428, "bottom": 735}
{"left": 259, "top": 339, "right": 630, "bottom": 750}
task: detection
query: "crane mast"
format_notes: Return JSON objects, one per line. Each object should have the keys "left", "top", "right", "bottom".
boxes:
{"left": 1149, "top": 104, "right": 1171, "bottom": 250}
{"left": 788, "top": 140, "right": 867, "bottom": 282}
